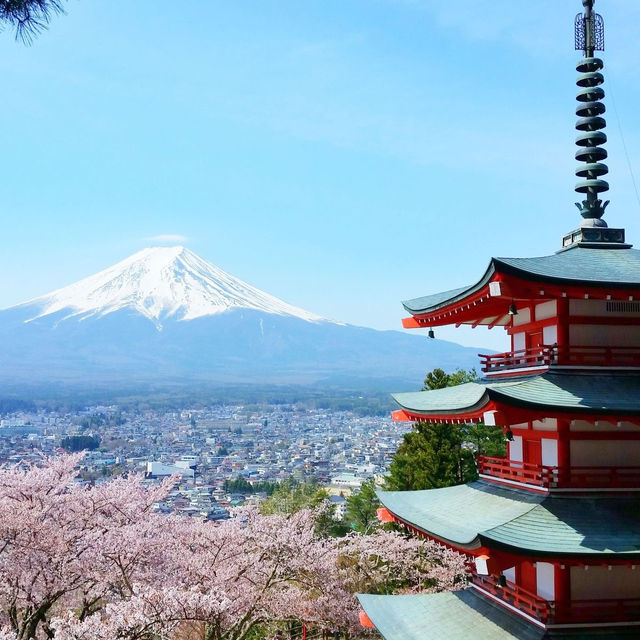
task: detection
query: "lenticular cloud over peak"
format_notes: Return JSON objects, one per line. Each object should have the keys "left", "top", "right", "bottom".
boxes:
{"left": 17, "top": 246, "right": 325, "bottom": 327}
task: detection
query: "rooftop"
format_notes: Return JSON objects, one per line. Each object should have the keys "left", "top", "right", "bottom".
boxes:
{"left": 392, "top": 372, "right": 640, "bottom": 420}
{"left": 357, "top": 590, "right": 638, "bottom": 640}
{"left": 403, "top": 247, "right": 640, "bottom": 316}
{"left": 378, "top": 481, "right": 640, "bottom": 557}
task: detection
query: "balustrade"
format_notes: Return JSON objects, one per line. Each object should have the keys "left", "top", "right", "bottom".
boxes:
{"left": 472, "top": 573, "right": 640, "bottom": 625}
{"left": 476, "top": 457, "right": 640, "bottom": 490}
{"left": 479, "top": 345, "right": 640, "bottom": 373}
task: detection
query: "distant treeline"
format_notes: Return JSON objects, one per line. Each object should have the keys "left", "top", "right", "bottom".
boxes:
{"left": 0, "top": 399, "right": 37, "bottom": 413}
{"left": 223, "top": 476, "right": 279, "bottom": 495}
{"left": 61, "top": 435, "right": 101, "bottom": 452}
{"left": 0, "top": 384, "right": 396, "bottom": 416}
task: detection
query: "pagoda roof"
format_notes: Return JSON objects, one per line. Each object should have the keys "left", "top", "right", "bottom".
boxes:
{"left": 403, "top": 247, "right": 640, "bottom": 315}
{"left": 378, "top": 481, "right": 640, "bottom": 557}
{"left": 392, "top": 372, "right": 640, "bottom": 420}
{"left": 357, "top": 590, "right": 545, "bottom": 640}
{"left": 357, "top": 591, "right": 640, "bottom": 640}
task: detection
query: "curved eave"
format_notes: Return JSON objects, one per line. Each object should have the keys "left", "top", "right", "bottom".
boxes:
{"left": 392, "top": 391, "right": 493, "bottom": 424}
{"left": 402, "top": 260, "right": 497, "bottom": 316}
{"left": 402, "top": 248, "right": 640, "bottom": 323}
{"left": 392, "top": 374, "right": 640, "bottom": 423}
{"left": 377, "top": 483, "right": 543, "bottom": 551}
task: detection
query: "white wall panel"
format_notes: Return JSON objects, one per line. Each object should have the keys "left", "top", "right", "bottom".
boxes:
{"left": 536, "top": 562, "right": 555, "bottom": 600}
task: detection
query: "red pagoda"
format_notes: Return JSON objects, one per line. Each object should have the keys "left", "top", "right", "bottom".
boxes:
{"left": 358, "top": 1, "right": 640, "bottom": 638}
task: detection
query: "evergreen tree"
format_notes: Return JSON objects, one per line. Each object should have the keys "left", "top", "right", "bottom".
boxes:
{"left": 346, "top": 478, "right": 380, "bottom": 534}
{"left": 1, "top": 0, "right": 67, "bottom": 42}
{"left": 387, "top": 367, "right": 506, "bottom": 490}
{"left": 385, "top": 421, "right": 476, "bottom": 490}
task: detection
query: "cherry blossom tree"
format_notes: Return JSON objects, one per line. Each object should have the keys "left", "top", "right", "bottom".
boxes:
{"left": 0, "top": 456, "right": 465, "bottom": 640}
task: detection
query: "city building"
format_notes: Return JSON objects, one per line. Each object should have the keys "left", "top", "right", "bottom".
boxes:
{"left": 359, "top": 2, "right": 640, "bottom": 638}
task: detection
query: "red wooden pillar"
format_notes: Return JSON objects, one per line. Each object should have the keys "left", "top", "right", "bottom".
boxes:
{"left": 557, "top": 418, "right": 571, "bottom": 485}
{"left": 554, "top": 563, "right": 571, "bottom": 623}
{"left": 556, "top": 298, "right": 570, "bottom": 363}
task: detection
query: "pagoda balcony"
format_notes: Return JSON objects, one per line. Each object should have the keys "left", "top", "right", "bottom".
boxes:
{"left": 472, "top": 573, "right": 640, "bottom": 626}
{"left": 479, "top": 345, "right": 640, "bottom": 374}
{"left": 476, "top": 456, "right": 555, "bottom": 488}
{"left": 476, "top": 456, "right": 640, "bottom": 490}
{"left": 471, "top": 573, "right": 551, "bottom": 623}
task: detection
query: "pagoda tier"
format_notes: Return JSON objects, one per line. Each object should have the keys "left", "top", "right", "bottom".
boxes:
{"left": 370, "top": 483, "right": 640, "bottom": 633}
{"left": 402, "top": 247, "right": 640, "bottom": 331}
{"left": 402, "top": 248, "right": 640, "bottom": 379}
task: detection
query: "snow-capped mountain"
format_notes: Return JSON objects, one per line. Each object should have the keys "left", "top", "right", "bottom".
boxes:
{"left": 0, "top": 247, "right": 483, "bottom": 390}
{"left": 19, "top": 246, "right": 323, "bottom": 328}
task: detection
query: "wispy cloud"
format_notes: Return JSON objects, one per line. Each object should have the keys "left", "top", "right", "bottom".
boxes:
{"left": 145, "top": 234, "right": 188, "bottom": 245}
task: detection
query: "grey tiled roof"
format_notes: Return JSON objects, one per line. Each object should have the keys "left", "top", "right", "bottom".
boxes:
{"left": 357, "top": 590, "right": 546, "bottom": 640}
{"left": 496, "top": 248, "right": 640, "bottom": 286}
{"left": 403, "top": 247, "right": 640, "bottom": 314}
{"left": 378, "top": 482, "right": 640, "bottom": 557}
{"left": 357, "top": 590, "right": 640, "bottom": 639}
{"left": 378, "top": 482, "right": 542, "bottom": 546}
{"left": 393, "top": 373, "right": 640, "bottom": 416}
{"left": 483, "top": 495, "right": 640, "bottom": 555}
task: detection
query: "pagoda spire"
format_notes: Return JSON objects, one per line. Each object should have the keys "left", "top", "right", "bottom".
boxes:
{"left": 562, "top": 0, "right": 628, "bottom": 248}
{"left": 574, "top": 0, "right": 609, "bottom": 228}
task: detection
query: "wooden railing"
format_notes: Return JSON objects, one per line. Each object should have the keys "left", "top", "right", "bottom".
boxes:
{"left": 554, "top": 345, "right": 640, "bottom": 368}
{"left": 479, "top": 346, "right": 553, "bottom": 372}
{"left": 479, "top": 345, "right": 640, "bottom": 373}
{"left": 473, "top": 573, "right": 640, "bottom": 625}
{"left": 472, "top": 573, "right": 551, "bottom": 623}
{"left": 477, "top": 457, "right": 640, "bottom": 490}
{"left": 476, "top": 456, "right": 555, "bottom": 488}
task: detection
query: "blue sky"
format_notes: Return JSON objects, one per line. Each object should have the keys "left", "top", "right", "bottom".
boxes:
{"left": 1, "top": 0, "right": 639, "bottom": 350}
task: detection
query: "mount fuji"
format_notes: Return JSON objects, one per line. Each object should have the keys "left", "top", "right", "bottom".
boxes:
{"left": 0, "top": 247, "right": 482, "bottom": 390}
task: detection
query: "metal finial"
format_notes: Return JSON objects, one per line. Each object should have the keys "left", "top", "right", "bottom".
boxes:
{"left": 575, "top": 0, "right": 604, "bottom": 56}
{"left": 574, "top": 0, "right": 609, "bottom": 229}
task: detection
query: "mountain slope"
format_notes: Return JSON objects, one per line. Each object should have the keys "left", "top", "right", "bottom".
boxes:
{"left": 19, "top": 246, "right": 323, "bottom": 327}
{"left": 0, "top": 247, "right": 486, "bottom": 390}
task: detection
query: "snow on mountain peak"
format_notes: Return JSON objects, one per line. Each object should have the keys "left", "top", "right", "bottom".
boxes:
{"left": 19, "top": 246, "right": 325, "bottom": 326}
